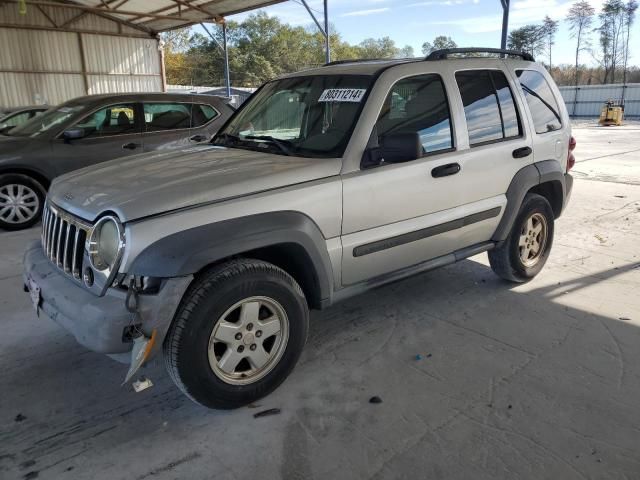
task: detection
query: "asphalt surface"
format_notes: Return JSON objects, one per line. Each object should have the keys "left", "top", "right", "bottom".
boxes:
{"left": 1, "top": 121, "right": 639, "bottom": 480}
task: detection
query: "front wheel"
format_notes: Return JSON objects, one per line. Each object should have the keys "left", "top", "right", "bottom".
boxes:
{"left": 164, "top": 259, "right": 309, "bottom": 409}
{"left": 0, "top": 174, "right": 46, "bottom": 231}
{"left": 489, "top": 193, "right": 555, "bottom": 283}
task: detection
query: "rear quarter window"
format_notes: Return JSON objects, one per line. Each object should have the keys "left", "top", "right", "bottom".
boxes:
{"left": 515, "top": 70, "right": 562, "bottom": 134}
{"left": 455, "top": 70, "right": 522, "bottom": 146}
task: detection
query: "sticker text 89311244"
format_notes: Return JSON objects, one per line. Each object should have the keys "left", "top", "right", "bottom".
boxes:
{"left": 318, "top": 89, "right": 367, "bottom": 103}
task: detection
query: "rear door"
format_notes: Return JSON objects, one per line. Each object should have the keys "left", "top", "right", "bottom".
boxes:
{"left": 189, "top": 99, "right": 225, "bottom": 144}
{"left": 141, "top": 101, "right": 192, "bottom": 151}
{"left": 51, "top": 102, "right": 143, "bottom": 175}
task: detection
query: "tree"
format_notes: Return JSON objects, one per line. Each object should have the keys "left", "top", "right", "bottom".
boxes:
{"left": 596, "top": 0, "right": 626, "bottom": 83}
{"left": 421, "top": 36, "right": 457, "bottom": 56}
{"left": 357, "top": 37, "right": 400, "bottom": 58}
{"left": 622, "top": 0, "right": 638, "bottom": 84}
{"left": 566, "top": 0, "right": 596, "bottom": 86}
{"left": 542, "top": 16, "right": 559, "bottom": 69}
{"left": 398, "top": 45, "right": 415, "bottom": 58}
{"left": 508, "top": 25, "right": 546, "bottom": 57}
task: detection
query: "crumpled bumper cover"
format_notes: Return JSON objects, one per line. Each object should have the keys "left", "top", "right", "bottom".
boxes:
{"left": 23, "top": 240, "right": 192, "bottom": 356}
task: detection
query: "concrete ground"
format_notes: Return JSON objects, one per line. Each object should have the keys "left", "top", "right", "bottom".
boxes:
{"left": 1, "top": 120, "right": 639, "bottom": 480}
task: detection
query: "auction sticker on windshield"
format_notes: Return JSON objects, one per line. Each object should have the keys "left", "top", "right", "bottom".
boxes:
{"left": 318, "top": 89, "right": 366, "bottom": 102}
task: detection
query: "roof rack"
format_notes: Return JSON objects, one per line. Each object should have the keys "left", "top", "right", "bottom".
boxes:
{"left": 425, "top": 48, "right": 534, "bottom": 62}
{"left": 324, "top": 58, "right": 387, "bottom": 66}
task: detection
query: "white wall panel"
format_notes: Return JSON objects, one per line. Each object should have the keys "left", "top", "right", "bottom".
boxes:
{"left": 82, "top": 35, "right": 160, "bottom": 74}
{"left": 560, "top": 84, "right": 640, "bottom": 117}
{"left": 87, "top": 75, "right": 162, "bottom": 95}
{"left": 0, "top": 28, "right": 81, "bottom": 71}
{"left": 0, "top": 72, "right": 85, "bottom": 106}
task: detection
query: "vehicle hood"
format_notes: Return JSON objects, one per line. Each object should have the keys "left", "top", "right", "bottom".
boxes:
{"left": 49, "top": 145, "right": 342, "bottom": 222}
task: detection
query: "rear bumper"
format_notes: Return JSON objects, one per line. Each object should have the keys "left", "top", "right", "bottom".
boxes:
{"left": 23, "top": 241, "right": 192, "bottom": 356}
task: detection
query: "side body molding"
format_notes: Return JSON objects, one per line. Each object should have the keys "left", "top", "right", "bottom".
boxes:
{"left": 129, "top": 211, "right": 334, "bottom": 306}
{"left": 492, "top": 160, "right": 567, "bottom": 242}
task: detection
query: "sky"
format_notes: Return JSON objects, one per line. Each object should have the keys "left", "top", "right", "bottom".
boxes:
{"left": 221, "top": 0, "right": 640, "bottom": 66}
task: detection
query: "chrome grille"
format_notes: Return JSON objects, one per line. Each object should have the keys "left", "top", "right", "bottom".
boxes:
{"left": 41, "top": 203, "right": 91, "bottom": 280}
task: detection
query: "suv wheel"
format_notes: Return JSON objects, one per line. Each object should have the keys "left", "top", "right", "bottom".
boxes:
{"left": 0, "top": 174, "right": 46, "bottom": 231}
{"left": 164, "top": 259, "right": 309, "bottom": 409}
{"left": 489, "top": 193, "right": 554, "bottom": 283}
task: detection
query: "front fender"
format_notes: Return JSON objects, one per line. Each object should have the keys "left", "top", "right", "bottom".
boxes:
{"left": 128, "top": 211, "right": 334, "bottom": 305}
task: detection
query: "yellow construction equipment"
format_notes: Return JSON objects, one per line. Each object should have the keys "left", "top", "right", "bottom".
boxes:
{"left": 599, "top": 100, "right": 624, "bottom": 126}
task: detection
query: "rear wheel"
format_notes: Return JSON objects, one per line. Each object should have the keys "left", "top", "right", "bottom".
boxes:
{"left": 489, "top": 193, "right": 554, "bottom": 282}
{"left": 164, "top": 259, "right": 309, "bottom": 409}
{"left": 0, "top": 174, "right": 45, "bottom": 231}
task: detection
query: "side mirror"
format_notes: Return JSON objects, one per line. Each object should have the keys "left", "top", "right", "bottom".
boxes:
{"left": 63, "top": 128, "right": 85, "bottom": 142}
{"left": 361, "top": 132, "right": 423, "bottom": 169}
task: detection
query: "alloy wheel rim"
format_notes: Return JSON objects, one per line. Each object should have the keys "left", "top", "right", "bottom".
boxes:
{"left": 208, "top": 296, "right": 289, "bottom": 385}
{"left": 0, "top": 184, "right": 40, "bottom": 225}
{"left": 518, "top": 212, "right": 548, "bottom": 267}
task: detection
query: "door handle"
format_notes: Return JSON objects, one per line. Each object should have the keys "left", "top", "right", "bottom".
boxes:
{"left": 122, "top": 142, "right": 140, "bottom": 150}
{"left": 431, "top": 163, "right": 461, "bottom": 178}
{"left": 190, "top": 135, "right": 208, "bottom": 142}
{"left": 512, "top": 146, "right": 532, "bottom": 158}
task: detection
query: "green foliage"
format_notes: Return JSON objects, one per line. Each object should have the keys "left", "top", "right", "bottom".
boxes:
{"left": 164, "top": 13, "right": 413, "bottom": 87}
{"left": 421, "top": 36, "right": 457, "bottom": 56}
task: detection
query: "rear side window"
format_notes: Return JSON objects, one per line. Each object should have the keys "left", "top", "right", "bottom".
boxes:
{"left": 191, "top": 104, "right": 219, "bottom": 128}
{"left": 144, "top": 103, "right": 191, "bottom": 132}
{"left": 376, "top": 74, "right": 453, "bottom": 155}
{"left": 455, "top": 70, "right": 521, "bottom": 146}
{"left": 515, "top": 70, "right": 562, "bottom": 134}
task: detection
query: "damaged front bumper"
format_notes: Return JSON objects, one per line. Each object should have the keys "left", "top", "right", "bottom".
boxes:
{"left": 22, "top": 240, "right": 192, "bottom": 364}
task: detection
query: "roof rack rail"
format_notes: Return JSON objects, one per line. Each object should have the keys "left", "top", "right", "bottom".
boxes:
{"left": 425, "top": 48, "right": 534, "bottom": 62}
{"left": 324, "top": 58, "right": 386, "bottom": 66}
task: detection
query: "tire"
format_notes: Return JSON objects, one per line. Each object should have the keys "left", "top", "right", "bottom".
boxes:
{"left": 489, "top": 193, "right": 555, "bottom": 283}
{"left": 0, "top": 174, "right": 46, "bottom": 231}
{"left": 164, "top": 258, "right": 309, "bottom": 409}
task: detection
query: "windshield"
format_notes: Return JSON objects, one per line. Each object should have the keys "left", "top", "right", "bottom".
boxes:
{"left": 8, "top": 106, "right": 84, "bottom": 137}
{"left": 214, "top": 75, "right": 373, "bottom": 158}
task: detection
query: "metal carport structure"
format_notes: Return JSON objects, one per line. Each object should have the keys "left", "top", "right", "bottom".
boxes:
{"left": 0, "top": 0, "right": 332, "bottom": 106}
{"left": 0, "top": 0, "right": 512, "bottom": 107}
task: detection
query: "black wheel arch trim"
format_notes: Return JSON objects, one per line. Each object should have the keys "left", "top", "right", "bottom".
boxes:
{"left": 128, "top": 211, "right": 334, "bottom": 308}
{"left": 492, "top": 160, "right": 568, "bottom": 242}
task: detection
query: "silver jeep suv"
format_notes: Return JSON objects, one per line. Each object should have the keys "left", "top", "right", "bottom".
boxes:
{"left": 23, "top": 49, "right": 574, "bottom": 409}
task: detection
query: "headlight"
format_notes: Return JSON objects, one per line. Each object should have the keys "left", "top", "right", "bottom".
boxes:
{"left": 88, "top": 216, "right": 124, "bottom": 272}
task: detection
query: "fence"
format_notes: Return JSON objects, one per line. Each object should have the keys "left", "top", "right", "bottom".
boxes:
{"left": 558, "top": 83, "right": 640, "bottom": 118}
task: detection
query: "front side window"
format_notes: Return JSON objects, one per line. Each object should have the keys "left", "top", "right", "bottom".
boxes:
{"left": 75, "top": 104, "right": 137, "bottom": 138}
{"left": 8, "top": 106, "right": 83, "bottom": 137}
{"left": 144, "top": 103, "right": 191, "bottom": 132}
{"left": 516, "top": 70, "right": 562, "bottom": 134}
{"left": 191, "top": 104, "right": 219, "bottom": 128}
{"left": 376, "top": 74, "right": 453, "bottom": 155}
{"left": 214, "top": 75, "right": 374, "bottom": 158}
{"left": 456, "top": 70, "right": 521, "bottom": 146}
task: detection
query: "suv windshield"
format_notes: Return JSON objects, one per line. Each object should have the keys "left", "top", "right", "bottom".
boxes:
{"left": 8, "top": 106, "right": 84, "bottom": 137}
{"left": 214, "top": 75, "right": 373, "bottom": 158}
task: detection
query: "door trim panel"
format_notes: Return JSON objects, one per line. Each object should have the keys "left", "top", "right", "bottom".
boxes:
{"left": 353, "top": 206, "right": 501, "bottom": 257}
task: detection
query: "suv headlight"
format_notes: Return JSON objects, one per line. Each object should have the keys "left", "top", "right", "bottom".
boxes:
{"left": 88, "top": 216, "right": 125, "bottom": 272}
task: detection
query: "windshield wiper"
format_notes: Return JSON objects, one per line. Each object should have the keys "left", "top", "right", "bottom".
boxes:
{"left": 213, "top": 132, "right": 241, "bottom": 146}
{"left": 244, "top": 135, "right": 293, "bottom": 156}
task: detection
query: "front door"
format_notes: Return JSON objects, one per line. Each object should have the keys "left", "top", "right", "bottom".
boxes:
{"left": 52, "top": 103, "right": 143, "bottom": 176}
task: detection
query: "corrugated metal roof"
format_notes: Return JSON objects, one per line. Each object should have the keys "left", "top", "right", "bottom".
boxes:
{"left": 2, "top": 1, "right": 288, "bottom": 33}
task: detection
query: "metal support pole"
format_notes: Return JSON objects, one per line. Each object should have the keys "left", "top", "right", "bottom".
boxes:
{"left": 222, "top": 21, "right": 231, "bottom": 99}
{"left": 324, "top": 0, "right": 330, "bottom": 63}
{"left": 500, "top": 0, "right": 510, "bottom": 50}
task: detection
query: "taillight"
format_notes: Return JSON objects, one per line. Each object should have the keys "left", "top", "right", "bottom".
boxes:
{"left": 567, "top": 135, "right": 576, "bottom": 172}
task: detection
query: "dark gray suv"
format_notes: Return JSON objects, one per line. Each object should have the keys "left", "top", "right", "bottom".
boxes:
{"left": 0, "top": 93, "right": 233, "bottom": 230}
